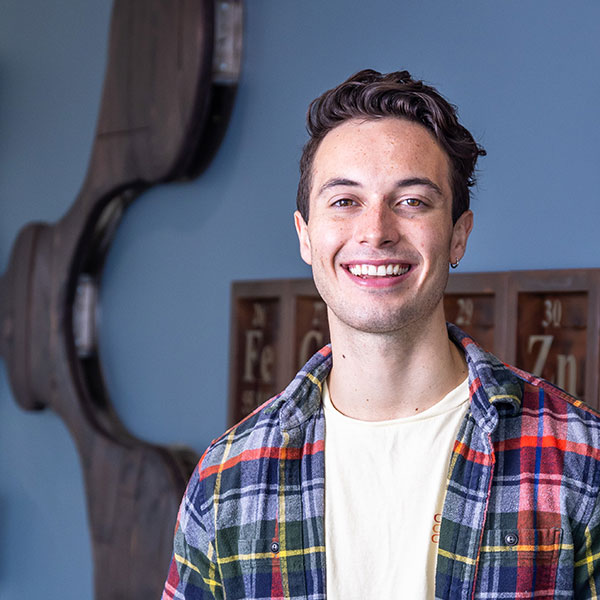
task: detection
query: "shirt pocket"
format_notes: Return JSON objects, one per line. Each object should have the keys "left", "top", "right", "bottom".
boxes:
{"left": 475, "top": 527, "right": 562, "bottom": 599}
{"left": 219, "top": 538, "right": 282, "bottom": 600}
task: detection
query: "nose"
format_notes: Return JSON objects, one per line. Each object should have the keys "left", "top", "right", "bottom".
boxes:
{"left": 354, "top": 203, "right": 400, "bottom": 248}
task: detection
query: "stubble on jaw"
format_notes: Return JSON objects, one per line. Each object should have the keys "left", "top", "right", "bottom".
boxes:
{"left": 317, "top": 266, "right": 450, "bottom": 343}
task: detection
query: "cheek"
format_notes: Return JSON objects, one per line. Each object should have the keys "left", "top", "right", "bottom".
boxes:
{"left": 415, "top": 227, "right": 451, "bottom": 246}
{"left": 415, "top": 227, "right": 452, "bottom": 258}
{"left": 310, "top": 225, "right": 345, "bottom": 260}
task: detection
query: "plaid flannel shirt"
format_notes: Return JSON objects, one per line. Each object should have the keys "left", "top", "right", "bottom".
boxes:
{"left": 163, "top": 324, "right": 600, "bottom": 599}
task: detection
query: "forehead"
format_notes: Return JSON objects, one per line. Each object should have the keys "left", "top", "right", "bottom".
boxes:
{"left": 311, "top": 117, "right": 451, "bottom": 197}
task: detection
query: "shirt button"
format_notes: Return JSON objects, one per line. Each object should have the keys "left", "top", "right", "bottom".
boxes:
{"left": 504, "top": 533, "right": 519, "bottom": 546}
{"left": 271, "top": 542, "right": 280, "bottom": 553}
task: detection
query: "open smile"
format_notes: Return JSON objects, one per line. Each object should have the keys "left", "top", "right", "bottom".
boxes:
{"left": 343, "top": 262, "right": 412, "bottom": 279}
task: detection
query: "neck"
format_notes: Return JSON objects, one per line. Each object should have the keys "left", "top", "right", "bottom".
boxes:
{"left": 327, "top": 308, "right": 468, "bottom": 421}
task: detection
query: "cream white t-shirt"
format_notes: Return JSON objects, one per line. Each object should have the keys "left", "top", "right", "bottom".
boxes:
{"left": 323, "top": 378, "right": 469, "bottom": 600}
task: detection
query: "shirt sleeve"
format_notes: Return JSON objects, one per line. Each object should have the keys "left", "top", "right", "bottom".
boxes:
{"left": 162, "top": 466, "right": 223, "bottom": 600}
{"left": 574, "top": 486, "right": 600, "bottom": 598}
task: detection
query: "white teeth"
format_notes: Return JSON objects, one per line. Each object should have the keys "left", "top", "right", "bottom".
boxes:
{"left": 348, "top": 264, "right": 411, "bottom": 277}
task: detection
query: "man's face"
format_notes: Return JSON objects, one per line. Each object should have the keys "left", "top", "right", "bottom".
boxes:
{"left": 294, "top": 117, "right": 473, "bottom": 336}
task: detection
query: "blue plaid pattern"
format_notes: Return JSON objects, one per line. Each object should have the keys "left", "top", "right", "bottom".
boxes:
{"left": 164, "top": 324, "right": 600, "bottom": 599}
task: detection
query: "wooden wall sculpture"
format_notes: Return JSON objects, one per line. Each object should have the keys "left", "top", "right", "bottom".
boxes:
{"left": 0, "top": 1, "right": 242, "bottom": 598}
{"left": 229, "top": 269, "right": 600, "bottom": 424}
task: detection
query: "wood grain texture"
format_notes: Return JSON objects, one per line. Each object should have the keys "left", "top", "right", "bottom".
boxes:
{"left": 0, "top": 1, "right": 242, "bottom": 597}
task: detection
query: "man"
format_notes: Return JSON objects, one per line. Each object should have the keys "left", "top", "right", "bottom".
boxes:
{"left": 163, "top": 70, "right": 600, "bottom": 599}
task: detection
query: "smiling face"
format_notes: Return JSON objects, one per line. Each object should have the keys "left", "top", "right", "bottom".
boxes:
{"left": 294, "top": 117, "right": 473, "bottom": 336}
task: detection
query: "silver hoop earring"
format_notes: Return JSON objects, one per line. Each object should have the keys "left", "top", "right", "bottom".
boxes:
{"left": 450, "top": 258, "right": 460, "bottom": 269}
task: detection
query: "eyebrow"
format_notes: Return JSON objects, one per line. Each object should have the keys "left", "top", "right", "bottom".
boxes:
{"left": 317, "top": 178, "right": 360, "bottom": 196}
{"left": 397, "top": 177, "right": 444, "bottom": 196}
{"left": 317, "top": 176, "right": 444, "bottom": 197}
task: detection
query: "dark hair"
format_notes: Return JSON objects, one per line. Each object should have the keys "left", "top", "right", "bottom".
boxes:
{"left": 296, "top": 69, "right": 486, "bottom": 224}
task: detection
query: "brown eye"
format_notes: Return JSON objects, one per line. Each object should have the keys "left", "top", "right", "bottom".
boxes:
{"left": 403, "top": 198, "right": 422, "bottom": 207}
{"left": 333, "top": 198, "right": 355, "bottom": 207}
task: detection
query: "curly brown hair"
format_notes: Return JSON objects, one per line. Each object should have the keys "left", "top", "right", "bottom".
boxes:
{"left": 296, "top": 69, "right": 486, "bottom": 224}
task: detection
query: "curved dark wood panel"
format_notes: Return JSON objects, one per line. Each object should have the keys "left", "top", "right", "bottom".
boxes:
{"left": 0, "top": 1, "right": 243, "bottom": 597}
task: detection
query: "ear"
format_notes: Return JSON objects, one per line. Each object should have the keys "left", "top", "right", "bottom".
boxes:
{"left": 294, "top": 211, "right": 313, "bottom": 266}
{"left": 450, "top": 210, "right": 473, "bottom": 263}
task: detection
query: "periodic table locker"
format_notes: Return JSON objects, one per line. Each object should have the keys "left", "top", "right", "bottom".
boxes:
{"left": 229, "top": 270, "right": 600, "bottom": 424}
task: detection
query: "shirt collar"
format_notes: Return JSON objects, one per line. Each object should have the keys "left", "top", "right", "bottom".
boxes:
{"left": 275, "top": 324, "right": 523, "bottom": 433}
{"left": 270, "top": 345, "right": 332, "bottom": 432}
{"left": 448, "top": 323, "right": 523, "bottom": 432}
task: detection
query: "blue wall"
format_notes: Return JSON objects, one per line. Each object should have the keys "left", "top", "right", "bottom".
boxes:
{"left": 1, "top": 1, "right": 599, "bottom": 597}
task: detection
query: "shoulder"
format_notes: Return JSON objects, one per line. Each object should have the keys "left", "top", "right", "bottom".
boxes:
{"left": 197, "top": 393, "right": 286, "bottom": 487}
{"left": 449, "top": 322, "right": 600, "bottom": 452}
{"left": 507, "top": 362, "right": 600, "bottom": 451}
{"left": 194, "top": 343, "right": 332, "bottom": 496}
{"left": 176, "top": 394, "right": 289, "bottom": 544}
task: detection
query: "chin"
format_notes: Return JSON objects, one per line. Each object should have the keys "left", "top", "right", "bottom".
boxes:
{"left": 330, "top": 292, "right": 447, "bottom": 336}
{"left": 331, "top": 307, "right": 420, "bottom": 335}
